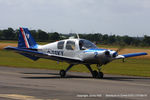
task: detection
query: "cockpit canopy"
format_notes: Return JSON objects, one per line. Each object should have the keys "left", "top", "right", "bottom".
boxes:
{"left": 57, "top": 39, "right": 98, "bottom": 50}
{"left": 79, "top": 39, "right": 97, "bottom": 50}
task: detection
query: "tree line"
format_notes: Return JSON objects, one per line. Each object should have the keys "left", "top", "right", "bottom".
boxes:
{"left": 0, "top": 28, "right": 60, "bottom": 42}
{"left": 0, "top": 27, "right": 150, "bottom": 47}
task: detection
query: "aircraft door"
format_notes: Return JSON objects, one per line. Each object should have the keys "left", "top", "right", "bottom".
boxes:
{"left": 64, "top": 40, "right": 76, "bottom": 57}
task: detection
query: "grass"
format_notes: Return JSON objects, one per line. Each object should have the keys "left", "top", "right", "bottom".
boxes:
{"left": 0, "top": 40, "right": 18, "bottom": 43}
{"left": 102, "top": 59, "right": 150, "bottom": 77}
{"left": 0, "top": 50, "right": 150, "bottom": 77}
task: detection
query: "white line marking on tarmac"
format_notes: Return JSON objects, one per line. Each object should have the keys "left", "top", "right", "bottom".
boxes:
{"left": 0, "top": 94, "right": 59, "bottom": 100}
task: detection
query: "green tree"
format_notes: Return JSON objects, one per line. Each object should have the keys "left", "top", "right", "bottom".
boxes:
{"left": 93, "top": 33, "right": 102, "bottom": 44}
{"left": 108, "top": 35, "right": 116, "bottom": 44}
{"left": 102, "top": 34, "right": 109, "bottom": 44}
{"left": 49, "top": 32, "right": 60, "bottom": 41}
{"left": 0, "top": 30, "right": 2, "bottom": 39}
{"left": 2, "top": 28, "right": 15, "bottom": 40}
{"left": 122, "top": 35, "right": 133, "bottom": 45}
{"left": 14, "top": 29, "right": 19, "bottom": 40}
{"left": 30, "top": 30, "right": 38, "bottom": 41}
{"left": 38, "top": 30, "right": 49, "bottom": 41}
{"left": 143, "top": 35, "right": 150, "bottom": 46}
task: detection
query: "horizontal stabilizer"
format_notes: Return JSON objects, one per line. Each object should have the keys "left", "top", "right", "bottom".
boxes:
{"left": 4, "top": 46, "right": 83, "bottom": 63}
{"left": 5, "top": 46, "right": 39, "bottom": 61}
{"left": 20, "top": 53, "right": 39, "bottom": 61}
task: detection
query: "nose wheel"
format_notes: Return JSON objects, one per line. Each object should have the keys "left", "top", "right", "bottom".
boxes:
{"left": 59, "top": 64, "right": 74, "bottom": 78}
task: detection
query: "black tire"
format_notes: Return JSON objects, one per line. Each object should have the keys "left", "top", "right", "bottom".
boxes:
{"left": 92, "top": 70, "right": 98, "bottom": 78}
{"left": 59, "top": 70, "right": 66, "bottom": 78}
{"left": 97, "top": 72, "right": 104, "bottom": 79}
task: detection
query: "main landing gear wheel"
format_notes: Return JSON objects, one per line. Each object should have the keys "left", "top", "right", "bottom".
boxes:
{"left": 92, "top": 71, "right": 104, "bottom": 78}
{"left": 92, "top": 70, "right": 98, "bottom": 78}
{"left": 59, "top": 70, "right": 66, "bottom": 78}
{"left": 97, "top": 72, "right": 104, "bottom": 78}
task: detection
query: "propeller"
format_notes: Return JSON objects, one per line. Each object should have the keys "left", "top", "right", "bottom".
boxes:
{"left": 104, "top": 45, "right": 125, "bottom": 63}
{"left": 116, "top": 45, "right": 125, "bottom": 53}
{"left": 116, "top": 45, "right": 125, "bottom": 62}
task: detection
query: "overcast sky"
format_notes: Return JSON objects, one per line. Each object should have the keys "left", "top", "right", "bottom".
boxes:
{"left": 0, "top": 0, "right": 150, "bottom": 36}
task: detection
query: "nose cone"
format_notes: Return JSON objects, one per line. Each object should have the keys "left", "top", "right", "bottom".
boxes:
{"left": 81, "top": 49, "right": 118, "bottom": 64}
{"left": 104, "top": 50, "right": 118, "bottom": 58}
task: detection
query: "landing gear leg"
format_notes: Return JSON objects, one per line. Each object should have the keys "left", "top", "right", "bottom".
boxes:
{"left": 59, "top": 64, "right": 74, "bottom": 78}
{"left": 97, "top": 64, "right": 104, "bottom": 78}
{"left": 85, "top": 64, "right": 98, "bottom": 78}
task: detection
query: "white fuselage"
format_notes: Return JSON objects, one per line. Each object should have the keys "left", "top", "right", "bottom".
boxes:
{"left": 37, "top": 39, "right": 117, "bottom": 65}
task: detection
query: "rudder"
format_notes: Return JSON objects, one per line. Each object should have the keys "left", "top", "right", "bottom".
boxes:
{"left": 18, "top": 27, "right": 38, "bottom": 49}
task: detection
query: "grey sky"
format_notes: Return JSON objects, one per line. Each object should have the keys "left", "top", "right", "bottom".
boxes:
{"left": 0, "top": 0, "right": 150, "bottom": 36}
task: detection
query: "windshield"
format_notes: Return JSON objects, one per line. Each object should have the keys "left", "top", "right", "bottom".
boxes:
{"left": 79, "top": 39, "right": 97, "bottom": 50}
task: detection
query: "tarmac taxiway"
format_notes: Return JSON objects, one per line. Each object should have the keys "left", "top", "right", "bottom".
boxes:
{"left": 0, "top": 66, "right": 149, "bottom": 100}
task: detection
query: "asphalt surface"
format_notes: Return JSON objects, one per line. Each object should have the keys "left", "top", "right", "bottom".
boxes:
{"left": 0, "top": 66, "right": 149, "bottom": 100}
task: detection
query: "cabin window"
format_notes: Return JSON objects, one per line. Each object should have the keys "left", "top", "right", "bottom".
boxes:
{"left": 66, "top": 41, "right": 75, "bottom": 50}
{"left": 79, "top": 39, "right": 97, "bottom": 50}
{"left": 57, "top": 41, "right": 64, "bottom": 49}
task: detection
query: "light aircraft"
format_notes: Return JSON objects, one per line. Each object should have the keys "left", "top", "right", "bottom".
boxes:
{"left": 4, "top": 27, "right": 148, "bottom": 78}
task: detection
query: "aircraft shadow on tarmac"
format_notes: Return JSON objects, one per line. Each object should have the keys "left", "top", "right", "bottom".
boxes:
{"left": 21, "top": 72, "right": 150, "bottom": 81}
{"left": 21, "top": 72, "right": 92, "bottom": 79}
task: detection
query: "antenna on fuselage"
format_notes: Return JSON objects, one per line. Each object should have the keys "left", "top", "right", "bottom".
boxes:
{"left": 76, "top": 33, "right": 80, "bottom": 39}
{"left": 69, "top": 31, "right": 80, "bottom": 39}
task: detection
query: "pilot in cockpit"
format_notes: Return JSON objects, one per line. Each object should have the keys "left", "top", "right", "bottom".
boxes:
{"left": 79, "top": 40, "right": 85, "bottom": 50}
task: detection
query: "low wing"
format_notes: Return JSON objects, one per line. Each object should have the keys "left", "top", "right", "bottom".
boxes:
{"left": 115, "top": 52, "right": 148, "bottom": 59}
{"left": 4, "top": 46, "right": 83, "bottom": 63}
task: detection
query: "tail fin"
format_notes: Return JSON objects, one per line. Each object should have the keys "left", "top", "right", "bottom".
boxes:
{"left": 18, "top": 27, "right": 38, "bottom": 49}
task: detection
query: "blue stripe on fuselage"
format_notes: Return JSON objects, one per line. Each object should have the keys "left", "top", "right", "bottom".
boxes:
{"left": 84, "top": 48, "right": 108, "bottom": 52}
